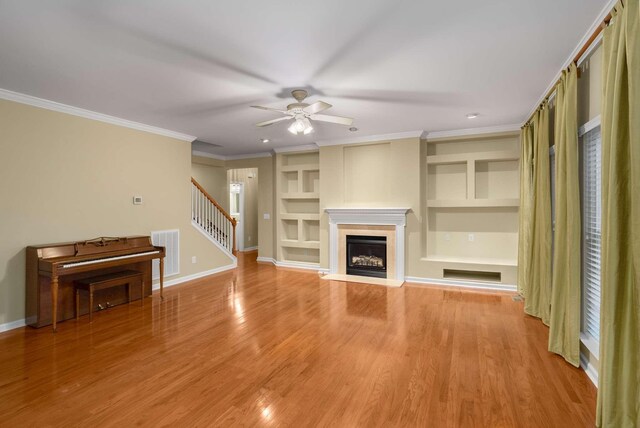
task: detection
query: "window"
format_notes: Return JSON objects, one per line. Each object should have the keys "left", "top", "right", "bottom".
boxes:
{"left": 580, "top": 122, "right": 602, "bottom": 355}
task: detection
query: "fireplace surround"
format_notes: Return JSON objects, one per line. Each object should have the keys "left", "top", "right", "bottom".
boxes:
{"left": 325, "top": 208, "right": 409, "bottom": 284}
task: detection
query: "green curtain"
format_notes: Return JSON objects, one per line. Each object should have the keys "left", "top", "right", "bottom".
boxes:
{"left": 597, "top": 1, "right": 640, "bottom": 426}
{"left": 523, "top": 105, "right": 553, "bottom": 325}
{"left": 548, "top": 64, "right": 581, "bottom": 367}
{"left": 517, "top": 124, "right": 534, "bottom": 297}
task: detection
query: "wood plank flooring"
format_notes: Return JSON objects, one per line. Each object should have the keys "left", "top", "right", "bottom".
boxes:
{"left": 0, "top": 253, "right": 597, "bottom": 427}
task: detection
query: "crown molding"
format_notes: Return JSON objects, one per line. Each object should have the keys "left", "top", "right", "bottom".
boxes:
{"left": 272, "top": 143, "right": 319, "bottom": 154}
{"left": 192, "top": 150, "right": 272, "bottom": 161}
{"left": 192, "top": 150, "right": 227, "bottom": 160}
{"left": 522, "top": 0, "right": 617, "bottom": 125}
{"left": 425, "top": 124, "right": 521, "bottom": 140}
{"left": 315, "top": 130, "right": 426, "bottom": 147}
{"left": 0, "top": 87, "right": 197, "bottom": 142}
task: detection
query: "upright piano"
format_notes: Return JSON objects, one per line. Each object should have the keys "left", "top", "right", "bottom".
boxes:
{"left": 26, "top": 236, "right": 165, "bottom": 331}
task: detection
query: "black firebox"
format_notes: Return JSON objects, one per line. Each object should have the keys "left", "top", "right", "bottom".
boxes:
{"left": 346, "top": 235, "right": 387, "bottom": 278}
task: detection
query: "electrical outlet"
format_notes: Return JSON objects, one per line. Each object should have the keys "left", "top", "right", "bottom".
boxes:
{"left": 263, "top": 213, "right": 270, "bottom": 220}
{"left": 468, "top": 234, "right": 475, "bottom": 242}
{"left": 192, "top": 256, "right": 197, "bottom": 264}
{"left": 248, "top": 235, "right": 251, "bottom": 242}
{"left": 444, "top": 233, "right": 451, "bottom": 241}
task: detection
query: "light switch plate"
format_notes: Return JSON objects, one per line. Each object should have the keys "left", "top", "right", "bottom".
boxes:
{"left": 263, "top": 213, "right": 270, "bottom": 220}
{"left": 468, "top": 233, "right": 475, "bottom": 242}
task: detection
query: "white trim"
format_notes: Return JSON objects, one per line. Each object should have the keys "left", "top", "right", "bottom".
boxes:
{"left": 273, "top": 260, "right": 322, "bottom": 271}
{"left": 325, "top": 208, "right": 409, "bottom": 281}
{"left": 192, "top": 150, "right": 273, "bottom": 161}
{"left": 578, "top": 115, "right": 601, "bottom": 137}
{"left": 192, "top": 150, "right": 227, "bottom": 161}
{"left": 0, "top": 88, "right": 196, "bottom": 142}
{"left": 580, "top": 352, "right": 599, "bottom": 387}
{"left": 242, "top": 246, "right": 258, "bottom": 252}
{"left": 226, "top": 152, "right": 273, "bottom": 160}
{"left": 152, "top": 262, "right": 237, "bottom": 290}
{"left": 191, "top": 220, "right": 237, "bottom": 261}
{"left": 272, "top": 144, "right": 319, "bottom": 153}
{"left": 316, "top": 130, "right": 425, "bottom": 147}
{"left": 256, "top": 256, "right": 276, "bottom": 264}
{"left": 426, "top": 124, "right": 521, "bottom": 140}
{"left": 523, "top": 0, "right": 617, "bottom": 124}
{"left": 580, "top": 332, "right": 600, "bottom": 359}
{"left": 405, "top": 276, "right": 517, "bottom": 292}
{"left": 0, "top": 318, "right": 26, "bottom": 333}
{"left": 256, "top": 256, "right": 329, "bottom": 274}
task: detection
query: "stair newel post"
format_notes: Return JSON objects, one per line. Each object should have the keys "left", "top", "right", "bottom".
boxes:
{"left": 232, "top": 220, "right": 237, "bottom": 255}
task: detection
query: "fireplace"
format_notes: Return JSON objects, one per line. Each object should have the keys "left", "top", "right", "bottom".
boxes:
{"left": 346, "top": 235, "right": 387, "bottom": 278}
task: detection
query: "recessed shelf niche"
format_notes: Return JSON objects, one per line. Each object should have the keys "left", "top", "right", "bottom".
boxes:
{"left": 276, "top": 151, "right": 321, "bottom": 266}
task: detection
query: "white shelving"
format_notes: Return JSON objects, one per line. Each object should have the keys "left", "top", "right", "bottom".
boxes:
{"left": 276, "top": 151, "right": 321, "bottom": 265}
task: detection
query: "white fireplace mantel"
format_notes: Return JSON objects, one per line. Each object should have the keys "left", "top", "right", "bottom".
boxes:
{"left": 325, "top": 208, "right": 410, "bottom": 281}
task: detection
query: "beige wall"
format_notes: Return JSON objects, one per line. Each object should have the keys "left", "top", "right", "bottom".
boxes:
{"left": 191, "top": 158, "right": 228, "bottom": 212}
{"left": 228, "top": 168, "right": 259, "bottom": 250}
{"left": 318, "top": 134, "right": 519, "bottom": 286}
{"left": 578, "top": 44, "right": 603, "bottom": 126}
{"left": 0, "top": 99, "right": 233, "bottom": 326}
{"left": 319, "top": 138, "right": 423, "bottom": 271}
{"left": 225, "top": 156, "right": 275, "bottom": 260}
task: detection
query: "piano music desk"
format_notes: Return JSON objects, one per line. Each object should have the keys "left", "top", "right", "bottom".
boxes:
{"left": 74, "top": 270, "right": 144, "bottom": 322}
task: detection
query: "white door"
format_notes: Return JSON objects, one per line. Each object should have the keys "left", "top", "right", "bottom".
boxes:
{"left": 230, "top": 182, "right": 244, "bottom": 251}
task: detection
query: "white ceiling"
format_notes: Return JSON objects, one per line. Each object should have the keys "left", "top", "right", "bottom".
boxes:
{"left": 0, "top": 0, "right": 609, "bottom": 156}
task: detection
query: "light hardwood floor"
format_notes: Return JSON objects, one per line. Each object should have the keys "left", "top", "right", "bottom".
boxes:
{"left": 0, "top": 253, "right": 596, "bottom": 427}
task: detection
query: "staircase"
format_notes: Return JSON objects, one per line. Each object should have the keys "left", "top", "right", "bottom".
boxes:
{"left": 191, "top": 177, "right": 237, "bottom": 256}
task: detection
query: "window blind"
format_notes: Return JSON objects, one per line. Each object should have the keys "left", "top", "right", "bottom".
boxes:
{"left": 581, "top": 126, "right": 601, "bottom": 343}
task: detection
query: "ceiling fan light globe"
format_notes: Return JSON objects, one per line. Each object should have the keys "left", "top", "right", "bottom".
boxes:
{"left": 303, "top": 125, "right": 313, "bottom": 135}
{"left": 287, "top": 122, "right": 299, "bottom": 134}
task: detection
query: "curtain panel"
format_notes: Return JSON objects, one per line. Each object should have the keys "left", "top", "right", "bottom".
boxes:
{"left": 548, "top": 64, "right": 581, "bottom": 367}
{"left": 596, "top": 1, "right": 640, "bottom": 426}
{"left": 523, "top": 105, "right": 553, "bottom": 325}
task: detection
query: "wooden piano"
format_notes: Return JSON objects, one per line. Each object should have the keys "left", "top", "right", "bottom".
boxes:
{"left": 26, "top": 236, "right": 165, "bottom": 332}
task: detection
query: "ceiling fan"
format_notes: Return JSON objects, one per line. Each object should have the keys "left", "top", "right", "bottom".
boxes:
{"left": 251, "top": 89, "right": 353, "bottom": 135}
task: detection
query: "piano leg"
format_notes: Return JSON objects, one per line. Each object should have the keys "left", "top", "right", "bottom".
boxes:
{"left": 159, "top": 257, "right": 165, "bottom": 300}
{"left": 51, "top": 275, "right": 59, "bottom": 332}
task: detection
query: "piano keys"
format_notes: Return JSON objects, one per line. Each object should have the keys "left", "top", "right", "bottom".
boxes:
{"left": 26, "top": 236, "right": 165, "bottom": 331}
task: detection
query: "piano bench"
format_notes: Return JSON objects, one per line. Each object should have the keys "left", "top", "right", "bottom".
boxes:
{"left": 74, "top": 270, "right": 144, "bottom": 322}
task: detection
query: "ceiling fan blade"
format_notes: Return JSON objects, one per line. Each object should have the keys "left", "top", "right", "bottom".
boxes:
{"left": 251, "top": 105, "right": 289, "bottom": 114}
{"left": 256, "top": 116, "right": 291, "bottom": 127}
{"left": 309, "top": 114, "right": 353, "bottom": 126}
{"left": 303, "top": 101, "right": 332, "bottom": 115}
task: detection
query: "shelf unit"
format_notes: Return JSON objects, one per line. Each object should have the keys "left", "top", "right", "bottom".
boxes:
{"left": 276, "top": 151, "right": 320, "bottom": 266}
{"left": 425, "top": 132, "right": 520, "bottom": 284}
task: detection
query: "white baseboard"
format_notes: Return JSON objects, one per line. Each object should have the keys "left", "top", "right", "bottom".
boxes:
{"left": 580, "top": 352, "right": 599, "bottom": 387}
{"left": 404, "top": 276, "right": 517, "bottom": 292}
{"left": 0, "top": 318, "right": 26, "bottom": 333}
{"left": 241, "top": 246, "right": 258, "bottom": 252}
{"left": 152, "top": 261, "right": 237, "bottom": 290}
{"left": 256, "top": 257, "right": 329, "bottom": 274}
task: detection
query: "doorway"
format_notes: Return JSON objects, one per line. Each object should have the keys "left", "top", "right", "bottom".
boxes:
{"left": 229, "top": 182, "right": 244, "bottom": 251}
{"left": 228, "top": 168, "right": 259, "bottom": 252}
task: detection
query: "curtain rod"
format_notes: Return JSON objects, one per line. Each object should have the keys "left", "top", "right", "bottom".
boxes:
{"left": 524, "top": 9, "right": 615, "bottom": 127}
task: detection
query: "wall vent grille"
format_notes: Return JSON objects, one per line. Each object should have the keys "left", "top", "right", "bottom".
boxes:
{"left": 151, "top": 229, "right": 180, "bottom": 280}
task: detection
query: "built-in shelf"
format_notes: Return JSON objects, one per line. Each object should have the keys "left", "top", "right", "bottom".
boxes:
{"left": 280, "top": 164, "right": 320, "bottom": 172}
{"left": 423, "top": 255, "right": 518, "bottom": 267}
{"left": 279, "top": 213, "right": 320, "bottom": 221}
{"left": 281, "top": 193, "right": 320, "bottom": 200}
{"left": 280, "top": 240, "right": 320, "bottom": 249}
{"left": 427, "top": 198, "right": 519, "bottom": 208}
{"left": 426, "top": 150, "right": 520, "bottom": 165}
{"left": 277, "top": 151, "right": 321, "bottom": 265}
